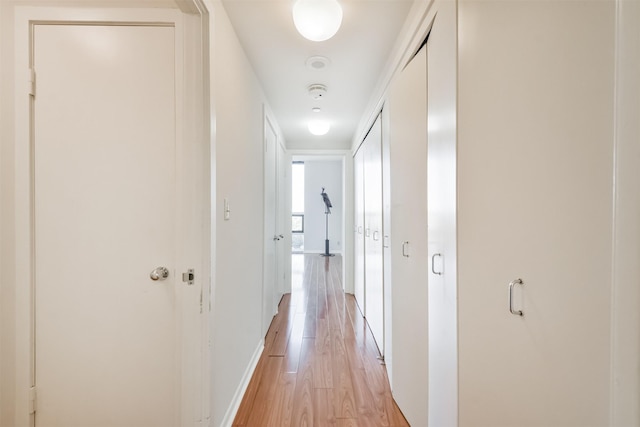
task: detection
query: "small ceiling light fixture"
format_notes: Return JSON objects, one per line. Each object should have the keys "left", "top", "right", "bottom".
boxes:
{"left": 306, "top": 55, "right": 331, "bottom": 70}
{"left": 308, "top": 120, "right": 331, "bottom": 136}
{"left": 293, "top": 0, "right": 343, "bottom": 42}
{"left": 312, "top": 107, "right": 321, "bottom": 113}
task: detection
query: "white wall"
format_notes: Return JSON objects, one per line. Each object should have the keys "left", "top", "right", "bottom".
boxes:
{"left": 205, "top": 1, "right": 283, "bottom": 425}
{"left": 1, "top": 2, "right": 17, "bottom": 425}
{"left": 303, "top": 160, "right": 343, "bottom": 254}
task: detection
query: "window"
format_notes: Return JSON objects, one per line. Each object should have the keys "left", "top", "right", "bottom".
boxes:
{"left": 292, "top": 214, "right": 304, "bottom": 233}
{"left": 292, "top": 161, "right": 304, "bottom": 253}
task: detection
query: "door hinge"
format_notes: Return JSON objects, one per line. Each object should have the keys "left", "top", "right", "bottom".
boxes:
{"left": 182, "top": 268, "right": 194, "bottom": 286}
{"left": 28, "top": 68, "right": 36, "bottom": 97}
{"left": 29, "top": 386, "right": 36, "bottom": 414}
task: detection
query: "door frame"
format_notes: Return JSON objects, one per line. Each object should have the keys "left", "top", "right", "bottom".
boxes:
{"left": 13, "top": 5, "right": 211, "bottom": 427}
{"left": 287, "top": 150, "right": 352, "bottom": 295}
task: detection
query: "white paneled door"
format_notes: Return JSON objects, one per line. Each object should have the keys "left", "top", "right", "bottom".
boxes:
{"left": 34, "top": 23, "right": 182, "bottom": 426}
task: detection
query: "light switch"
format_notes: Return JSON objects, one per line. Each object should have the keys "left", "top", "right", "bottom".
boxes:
{"left": 224, "top": 198, "right": 230, "bottom": 220}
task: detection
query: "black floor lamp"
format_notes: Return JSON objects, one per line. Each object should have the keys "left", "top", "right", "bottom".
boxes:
{"left": 320, "top": 187, "right": 335, "bottom": 257}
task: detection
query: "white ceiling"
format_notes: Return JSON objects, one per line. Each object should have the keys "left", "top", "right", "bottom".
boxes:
{"left": 221, "top": 0, "right": 414, "bottom": 150}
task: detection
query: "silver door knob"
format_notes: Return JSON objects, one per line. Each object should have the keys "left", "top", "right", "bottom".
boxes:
{"left": 150, "top": 266, "right": 169, "bottom": 281}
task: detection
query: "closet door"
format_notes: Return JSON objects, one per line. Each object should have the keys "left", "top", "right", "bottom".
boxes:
{"left": 386, "top": 46, "right": 429, "bottom": 427}
{"left": 426, "top": 3, "right": 458, "bottom": 426}
{"left": 457, "top": 2, "right": 614, "bottom": 425}
{"left": 363, "top": 115, "right": 384, "bottom": 354}
{"left": 353, "top": 148, "right": 366, "bottom": 314}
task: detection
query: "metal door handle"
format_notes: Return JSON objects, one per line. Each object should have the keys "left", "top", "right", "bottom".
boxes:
{"left": 373, "top": 231, "right": 379, "bottom": 241}
{"left": 402, "top": 241, "right": 409, "bottom": 257}
{"left": 365, "top": 228, "right": 370, "bottom": 237}
{"left": 509, "top": 278, "right": 524, "bottom": 316}
{"left": 431, "top": 253, "right": 443, "bottom": 275}
{"left": 358, "top": 226, "right": 363, "bottom": 234}
{"left": 150, "top": 266, "right": 169, "bottom": 281}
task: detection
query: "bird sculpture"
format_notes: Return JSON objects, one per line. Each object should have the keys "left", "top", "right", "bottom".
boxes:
{"left": 321, "top": 187, "right": 332, "bottom": 214}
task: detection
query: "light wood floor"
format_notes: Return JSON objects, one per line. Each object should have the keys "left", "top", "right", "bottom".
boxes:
{"left": 233, "top": 254, "right": 409, "bottom": 426}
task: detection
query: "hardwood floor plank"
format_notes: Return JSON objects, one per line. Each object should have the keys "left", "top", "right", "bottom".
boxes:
{"left": 313, "top": 388, "right": 337, "bottom": 426}
{"left": 336, "top": 419, "right": 359, "bottom": 427}
{"left": 243, "top": 356, "right": 283, "bottom": 426}
{"left": 292, "top": 338, "right": 315, "bottom": 426}
{"left": 265, "top": 371, "right": 297, "bottom": 427}
{"left": 270, "top": 297, "right": 294, "bottom": 356}
{"left": 283, "top": 312, "right": 306, "bottom": 373}
{"left": 303, "top": 258, "right": 318, "bottom": 338}
{"left": 313, "top": 318, "right": 334, "bottom": 388}
{"left": 331, "top": 333, "right": 357, "bottom": 419}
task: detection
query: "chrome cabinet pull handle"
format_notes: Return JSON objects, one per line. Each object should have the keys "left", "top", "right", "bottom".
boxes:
{"left": 431, "top": 253, "right": 443, "bottom": 275}
{"left": 402, "top": 241, "right": 409, "bottom": 257}
{"left": 509, "top": 278, "right": 524, "bottom": 316}
{"left": 373, "top": 231, "right": 379, "bottom": 241}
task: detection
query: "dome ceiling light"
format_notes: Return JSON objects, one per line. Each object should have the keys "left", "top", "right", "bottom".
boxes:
{"left": 292, "top": 0, "right": 343, "bottom": 42}
{"left": 308, "top": 120, "right": 331, "bottom": 136}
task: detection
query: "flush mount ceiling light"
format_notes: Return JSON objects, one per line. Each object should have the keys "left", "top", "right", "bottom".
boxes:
{"left": 308, "top": 120, "right": 331, "bottom": 136}
{"left": 293, "top": 0, "right": 343, "bottom": 42}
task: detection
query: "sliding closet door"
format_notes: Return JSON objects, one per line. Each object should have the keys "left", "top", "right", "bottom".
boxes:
{"left": 363, "top": 115, "right": 384, "bottom": 354}
{"left": 426, "top": 3, "right": 458, "bottom": 426}
{"left": 386, "top": 46, "right": 429, "bottom": 427}
{"left": 353, "top": 148, "right": 366, "bottom": 314}
{"left": 457, "top": 1, "right": 614, "bottom": 425}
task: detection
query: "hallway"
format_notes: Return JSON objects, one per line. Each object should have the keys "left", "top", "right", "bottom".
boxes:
{"left": 233, "top": 254, "right": 409, "bottom": 426}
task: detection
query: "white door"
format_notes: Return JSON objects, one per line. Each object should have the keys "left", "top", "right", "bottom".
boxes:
{"left": 276, "top": 140, "right": 288, "bottom": 296}
{"left": 262, "top": 116, "right": 279, "bottom": 336}
{"left": 353, "top": 148, "right": 365, "bottom": 315}
{"left": 386, "top": 46, "right": 429, "bottom": 427}
{"left": 426, "top": 4, "right": 458, "bottom": 426}
{"left": 457, "top": 2, "right": 613, "bottom": 425}
{"left": 34, "top": 23, "right": 183, "bottom": 426}
{"left": 363, "top": 115, "right": 384, "bottom": 354}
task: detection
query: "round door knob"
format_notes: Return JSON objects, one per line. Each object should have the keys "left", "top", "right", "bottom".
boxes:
{"left": 150, "top": 266, "right": 169, "bottom": 281}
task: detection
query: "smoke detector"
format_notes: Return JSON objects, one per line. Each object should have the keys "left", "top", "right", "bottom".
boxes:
{"left": 308, "top": 84, "right": 327, "bottom": 100}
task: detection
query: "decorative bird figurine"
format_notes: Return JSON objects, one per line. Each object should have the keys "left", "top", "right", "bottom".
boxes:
{"left": 321, "top": 187, "right": 332, "bottom": 214}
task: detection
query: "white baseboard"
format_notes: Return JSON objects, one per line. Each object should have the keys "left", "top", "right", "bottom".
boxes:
{"left": 219, "top": 339, "right": 264, "bottom": 427}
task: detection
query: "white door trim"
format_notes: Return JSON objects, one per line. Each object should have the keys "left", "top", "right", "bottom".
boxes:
{"left": 13, "top": 6, "right": 210, "bottom": 427}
